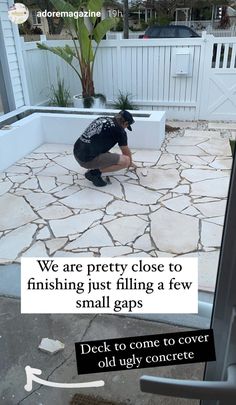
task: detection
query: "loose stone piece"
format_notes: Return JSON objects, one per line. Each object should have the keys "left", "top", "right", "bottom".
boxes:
{"left": 38, "top": 338, "right": 65, "bottom": 355}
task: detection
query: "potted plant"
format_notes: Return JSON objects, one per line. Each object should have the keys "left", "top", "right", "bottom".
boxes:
{"left": 49, "top": 68, "right": 71, "bottom": 107}
{"left": 37, "top": 0, "right": 118, "bottom": 108}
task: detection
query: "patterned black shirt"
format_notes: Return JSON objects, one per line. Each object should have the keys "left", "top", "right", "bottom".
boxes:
{"left": 74, "top": 117, "right": 128, "bottom": 162}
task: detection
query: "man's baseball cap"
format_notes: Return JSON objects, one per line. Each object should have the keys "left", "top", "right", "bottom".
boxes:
{"left": 119, "top": 110, "right": 135, "bottom": 131}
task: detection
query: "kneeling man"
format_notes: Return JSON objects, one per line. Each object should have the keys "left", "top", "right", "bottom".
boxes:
{"left": 73, "top": 110, "right": 136, "bottom": 187}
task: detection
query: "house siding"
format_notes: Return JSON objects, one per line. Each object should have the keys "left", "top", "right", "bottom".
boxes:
{"left": 0, "top": 0, "right": 28, "bottom": 108}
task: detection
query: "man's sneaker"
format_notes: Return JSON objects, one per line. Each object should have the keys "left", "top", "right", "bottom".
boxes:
{"left": 85, "top": 170, "right": 107, "bottom": 187}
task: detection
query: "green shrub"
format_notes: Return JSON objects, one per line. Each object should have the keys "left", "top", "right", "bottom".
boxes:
{"left": 49, "top": 71, "right": 71, "bottom": 107}
{"left": 113, "top": 91, "right": 137, "bottom": 110}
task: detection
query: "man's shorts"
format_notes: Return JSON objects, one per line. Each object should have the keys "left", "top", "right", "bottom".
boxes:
{"left": 74, "top": 152, "right": 120, "bottom": 169}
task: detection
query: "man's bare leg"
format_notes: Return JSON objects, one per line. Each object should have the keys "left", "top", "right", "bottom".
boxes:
{"left": 100, "top": 155, "right": 130, "bottom": 173}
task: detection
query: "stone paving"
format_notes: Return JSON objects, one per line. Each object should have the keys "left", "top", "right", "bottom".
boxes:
{"left": 0, "top": 121, "right": 233, "bottom": 291}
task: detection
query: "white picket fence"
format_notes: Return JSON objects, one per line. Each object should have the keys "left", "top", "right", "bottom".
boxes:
{"left": 20, "top": 34, "right": 236, "bottom": 120}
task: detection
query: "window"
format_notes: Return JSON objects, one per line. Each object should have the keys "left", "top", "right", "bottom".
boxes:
{"left": 177, "top": 27, "right": 194, "bottom": 37}
{"left": 159, "top": 27, "right": 176, "bottom": 37}
{"left": 32, "top": 10, "right": 42, "bottom": 25}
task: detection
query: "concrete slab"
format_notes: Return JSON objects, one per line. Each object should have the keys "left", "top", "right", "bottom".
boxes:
{"left": 0, "top": 297, "right": 203, "bottom": 405}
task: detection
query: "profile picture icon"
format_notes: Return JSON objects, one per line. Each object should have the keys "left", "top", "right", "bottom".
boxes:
{"left": 8, "top": 3, "right": 29, "bottom": 24}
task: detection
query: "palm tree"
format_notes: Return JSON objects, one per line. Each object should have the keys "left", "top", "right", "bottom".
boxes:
{"left": 37, "top": 0, "right": 118, "bottom": 103}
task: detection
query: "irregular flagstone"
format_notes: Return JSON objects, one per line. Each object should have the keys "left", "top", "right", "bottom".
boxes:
{"left": 201, "top": 221, "right": 223, "bottom": 248}
{"left": 168, "top": 136, "right": 207, "bottom": 146}
{"left": 209, "top": 158, "right": 232, "bottom": 170}
{"left": 38, "top": 176, "right": 57, "bottom": 192}
{"left": 106, "top": 200, "right": 149, "bottom": 216}
{"left": 156, "top": 250, "right": 175, "bottom": 257}
{"left": 61, "top": 188, "right": 113, "bottom": 209}
{"left": 200, "top": 156, "right": 215, "bottom": 163}
{"left": 182, "top": 206, "right": 201, "bottom": 216}
{"left": 54, "top": 155, "right": 81, "bottom": 172}
{"left": 157, "top": 163, "right": 180, "bottom": 170}
{"left": 132, "top": 150, "right": 161, "bottom": 163}
{"left": 38, "top": 165, "right": 69, "bottom": 177}
{"left": 150, "top": 207, "right": 199, "bottom": 254}
{"left": 123, "top": 252, "right": 151, "bottom": 257}
{"left": 162, "top": 196, "right": 191, "bottom": 212}
{"left": 184, "top": 130, "right": 221, "bottom": 138}
{"left": 66, "top": 225, "right": 113, "bottom": 248}
{"left": 139, "top": 168, "right": 180, "bottom": 190}
{"left": 49, "top": 185, "right": 68, "bottom": 194}
{"left": 208, "top": 122, "right": 236, "bottom": 130}
{"left": 22, "top": 241, "right": 48, "bottom": 257}
{"left": 21, "top": 178, "right": 38, "bottom": 189}
{"left": 166, "top": 145, "right": 208, "bottom": 156}
{"left": 133, "top": 234, "right": 153, "bottom": 250}
{"left": 26, "top": 152, "right": 47, "bottom": 159}
{"left": 38, "top": 204, "right": 72, "bottom": 220}
{"left": 0, "top": 181, "right": 12, "bottom": 195}
{"left": 100, "top": 246, "right": 133, "bottom": 257}
{"left": 36, "top": 227, "right": 51, "bottom": 240}
{"left": 54, "top": 185, "right": 80, "bottom": 198}
{"left": 157, "top": 154, "right": 177, "bottom": 166}
{"left": 158, "top": 192, "right": 173, "bottom": 202}
{"left": 205, "top": 216, "right": 224, "bottom": 226}
{"left": 173, "top": 185, "right": 190, "bottom": 194}
{"left": 7, "top": 165, "right": 30, "bottom": 174}
{"left": 178, "top": 155, "right": 207, "bottom": 166}
{"left": 7, "top": 174, "right": 29, "bottom": 183}
{"left": 102, "top": 178, "right": 124, "bottom": 199}
{"left": 54, "top": 250, "right": 94, "bottom": 257}
{"left": 56, "top": 175, "right": 74, "bottom": 185}
{"left": 104, "top": 216, "right": 147, "bottom": 244}
{"left": 0, "top": 194, "right": 38, "bottom": 231}
{"left": 182, "top": 168, "right": 227, "bottom": 182}
{"left": 191, "top": 177, "right": 230, "bottom": 198}
{"left": 193, "top": 197, "right": 220, "bottom": 203}
{"left": 49, "top": 210, "right": 103, "bottom": 237}
{"left": 101, "top": 214, "right": 117, "bottom": 223}
{"left": 26, "top": 159, "right": 49, "bottom": 168}
{"left": 167, "top": 121, "right": 197, "bottom": 129}
{"left": 45, "top": 238, "right": 68, "bottom": 254}
{"left": 198, "top": 139, "right": 231, "bottom": 156}
{"left": 80, "top": 178, "right": 124, "bottom": 199}
{"left": 25, "top": 191, "right": 56, "bottom": 210}
{"left": 0, "top": 223, "right": 37, "bottom": 261}
{"left": 125, "top": 170, "right": 139, "bottom": 180}
{"left": 194, "top": 200, "right": 227, "bottom": 217}
{"left": 112, "top": 174, "right": 129, "bottom": 182}
{"left": 34, "top": 144, "right": 73, "bottom": 153}
{"left": 123, "top": 183, "right": 161, "bottom": 205}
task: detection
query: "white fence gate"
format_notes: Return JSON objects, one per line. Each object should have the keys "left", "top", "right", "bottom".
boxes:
{"left": 20, "top": 34, "right": 236, "bottom": 121}
{"left": 199, "top": 36, "right": 236, "bottom": 120}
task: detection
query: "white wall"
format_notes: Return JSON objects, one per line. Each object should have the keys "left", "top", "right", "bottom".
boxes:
{"left": 0, "top": 108, "right": 165, "bottom": 170}
{"left": 0, "top": 0, "right": 29, "bottom": 108}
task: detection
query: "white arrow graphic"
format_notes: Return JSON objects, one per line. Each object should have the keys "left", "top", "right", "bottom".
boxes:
{"left": 24, "top": 366, "right": 105, "bottom": 392}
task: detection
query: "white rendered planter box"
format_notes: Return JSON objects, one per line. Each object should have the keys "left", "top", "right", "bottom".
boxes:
{"left": 0, "top": 107, "right": 166, "bottom": 171}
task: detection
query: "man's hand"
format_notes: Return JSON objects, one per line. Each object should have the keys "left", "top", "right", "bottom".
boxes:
{"left": 129, "top": 162, "right": 138, "bottom": 169}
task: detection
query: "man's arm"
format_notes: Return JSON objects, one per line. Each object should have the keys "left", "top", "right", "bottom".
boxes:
{"left": 119, "top": 145, "right": 137, "bottom": 168}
